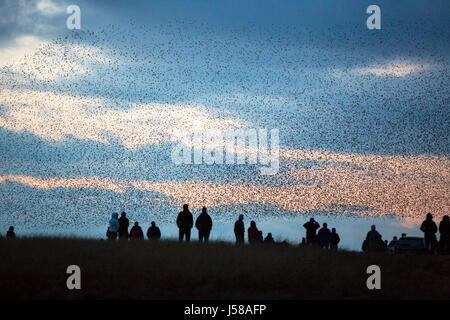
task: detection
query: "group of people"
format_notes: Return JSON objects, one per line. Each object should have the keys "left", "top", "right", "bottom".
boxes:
{"left": 419, "top": 213, "right": 449, "bottom": 254}
{"left": 107, "top": 212, "right": 161, "bottom": 241}
{"left": 361, "top": 213, "right": 450, "bottom": 255}
{"left": 3, "top": 206, "right": 449, "bottom": 255}
{"left": 301, "top": 218, "right": 341, "bottom": 249}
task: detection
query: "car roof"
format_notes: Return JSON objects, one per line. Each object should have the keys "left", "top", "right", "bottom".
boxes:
{"left": 399, "top": 237, "right": 424, "bottom": 240}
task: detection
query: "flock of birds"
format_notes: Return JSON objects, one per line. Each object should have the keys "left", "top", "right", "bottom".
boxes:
{"left": 0, "top": 19, "right": 448, "bottom": 236}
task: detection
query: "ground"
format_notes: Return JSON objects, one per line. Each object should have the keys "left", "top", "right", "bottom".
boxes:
{"left": 0, "top": 238, "right": 449, "bottom": 299}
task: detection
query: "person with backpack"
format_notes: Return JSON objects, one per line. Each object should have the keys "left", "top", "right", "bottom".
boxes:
{"left": 195, "top": 207, "right": 213, "bottom": 243}
{"left": 129, "top": 221, "right": 144, "bottom": 240}
{"left": 176, "top": 204, "right": 193, "bottom": 242}
{"left": 147, "top": 221, "right": 161, "bottom": 240}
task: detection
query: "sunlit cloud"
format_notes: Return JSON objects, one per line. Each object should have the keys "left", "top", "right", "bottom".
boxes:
{"left": 1, "top": 151, "right": 448, "bottom": 222}
{"left": 0, "top": 174, "right": 126, "bottom": 193}
{"left": 0, "top": 35, "right": 47, "bottom": 67}
{"left": 355, "top": 61, "right": 430, "bottom": 77}
{"left": 0, "top": 88, "right": 246, "bottom": 149}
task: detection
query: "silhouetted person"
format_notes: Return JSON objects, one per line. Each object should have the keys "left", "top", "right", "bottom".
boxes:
{"left": 264, "top": 232, "right": 275, "bottom": 244}
{"left": 147, "top": 221, "right": 161, "bottom": 240}
{"left": 248, "top": 221, "right": 260, "bottom": 244}
{"left": 108, "top": 213, "right": 119, "bottom": 240}
{"left": 438, "top": 215, "right": 450, "bottom": 254}
{"left": 317, "top": 223, "right": 331, "bottom": 248}
{"left": 118, "top": 211, "right": 129, "bottom": 240}
{"left": 388, "top": 236, "right": 398, "bottom": 250}
{"left": 420, "top": 213, "right": 438, "bottom": 254}
{"left": 303, "top": 218, "right": 320, "bottom": 245}
{"left": 234, "top": 214, "right": 245, "bottom": 244}
{"left": 195, "top": 207, "right": 213, "bottom": 243}
{"left": 363, "top": 225, "right": 384, "bottom": 252}
{"left": 129, "top": 222, "right": 144, "bottom": 240}
{"left": 6, "top": 226, "right": 15, "bottom": 240}
{"left": 258, "top": 231, "right": 263, "bottom": 243}
{"left": 329, "top": 228, "right": 340, "bottom": 250}
{"left": 400, "top": 233, "right": 407, "bottom": 239}
{"left": 300, "top": 237, "right": 307, "bottom": 246}
{"left": 177, "top": 204, "right": 193, "bottom": 242}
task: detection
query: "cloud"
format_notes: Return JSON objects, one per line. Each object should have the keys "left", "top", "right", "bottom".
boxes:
{"left": 36, "top": 0, "right": 65, "bottom": 16}
{"left": 0, "top": 88, "right": 246, "bottom": 149}
{"left": 354, "top": 61, "right": 430, "bottom": 77}
{"left": 1, "top": 150, "right": 448, "bottom": 221}
{"left": 0, "top": 35, "right": 46, "bottom": 67}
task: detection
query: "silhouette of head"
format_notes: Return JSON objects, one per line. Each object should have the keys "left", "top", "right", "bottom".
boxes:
{"left": 8, "top": 226, "right": 14, "bottom": 231}
{"left": 134, "top": 221, "right": 139, "bottom": 226}
{"left": 371, "top": 225, "right": 376, "bottom": 231}
{"left": 443, "top": 215, "right": 450, "bottom": 222}
{"left": 426, "top": 213, "right": 433, "bottom": 220}
{"left": 151, "top": 221, "right": 156, "bottom": 226}
{"left": 250, "top": 220, "right": 256, "bottom": 227}
{"left": 310, "top": 218, "right": 315, "bottom": 222}
{"left": 183, "top": 204, "right": 189, "bottom": 211}
{"left": 112, "top": 212, "right": 118, "bottom": 218}
{"left": 202, "top": 207, "right": 207, "bottom": 214}
{"left": 121, "top": 211, "right": 126, "bottom": 217}
{"left": 323, "top": 223, "right": 327, "bottom": 228}
{"left": 401, "top": 233, "right": 406, "bottom": 237}
{"left": 268, "top": 232, "right": 272, "bottom": 237}
{"left": 239, "top": 214, "right": 244, "bottom": 220}
{"left": 393, "top": 236, "right": 398, "bottom": 240}
{"left": 332, "top": 228, "right": 336, "bottom": 233}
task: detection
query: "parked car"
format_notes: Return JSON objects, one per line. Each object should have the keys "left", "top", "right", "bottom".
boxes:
{"left": 393, "top": 237, "right": 426, "bottom": 254}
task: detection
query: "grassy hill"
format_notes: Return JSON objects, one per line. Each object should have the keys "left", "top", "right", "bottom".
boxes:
{"left": 0, "top": 238, "right": 449, "bottom": 299}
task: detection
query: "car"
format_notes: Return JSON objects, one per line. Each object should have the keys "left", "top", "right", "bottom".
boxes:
{"left": 393, "top": 237, "right": 426, "bottom": 254}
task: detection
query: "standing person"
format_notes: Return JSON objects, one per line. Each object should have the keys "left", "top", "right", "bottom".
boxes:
{"left": 420, "top": 213, "right": 438, "bottom": 254}
{"left": 6, "top": 226, "right": 16, "bottom": 240}
{"left": 387, "top": 236, "right": 398, "bottom": 251}
{"left": 108, "top": 213, "right": 120, "bottom": 240}
{"left": 177, "top": 204, "right": 193, "bottom": 242}
{"left": 195, "top": 207, "right": 213, "bottom": 243}
{"left": 300, "top": 237, "right": 307, "bottom": 246}
{"left": 303, "top": 218, "right": 320, "bottom": 245}
{"left": 118, "top": 211, "right": 129, "bottom": 240}
{"left": 317, "top": 223, "right": 331, "bottom": 248}
{"left": 329, "top": 228, "right": 340, "bottom": 250}
{"left": 248, "top": 221, "right": 260, "bottom": 244}
{"left": 129, "top": 222, "right": 144, "bottom": 240}
{"left": 363, "top": 225, "right": 384, "bottom": 252}
{"left": 147, "top": 221, "right": 161, "bottom": 240}
{"left": 234, "top": 214, "right": 245, "bottom": 244}
{"left": 438, "top": 215, "right": 450, "bottom": 254}
{"left": 264, "top": 232, "right": 275, "bottom": 244}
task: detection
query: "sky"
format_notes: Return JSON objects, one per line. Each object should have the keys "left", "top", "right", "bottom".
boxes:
{"left": 0, "top": 0, "right": 449, "bottom": 249}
